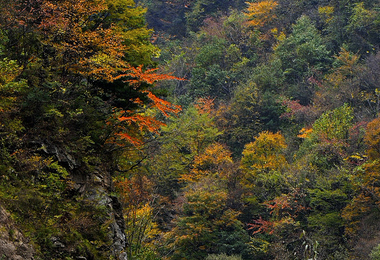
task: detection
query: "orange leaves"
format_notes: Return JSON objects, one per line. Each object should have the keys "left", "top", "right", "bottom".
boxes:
{"left": 108, "top": 76, "right": 181, "bottom": 147}
{"left": 116, "top": 66, "right": 183, "bottom": 85}
{"left": 115, "top": 112, "right": 166, "bottom": 145}
{"left": 107, "top": 98, "right": 179, "bottom": 147}
{"left": 10, "top": 0, "right": 127, "bottom": 81}
{"left": 245, "top": 0, "right": 278, "bottom": 28}
{"left": 364, "top": 117, "right": 380, "bottom": 160}
{"left": 113, "top": 67, "right": 185, "bottom": 122}
{"left": 103, "top": 64, "right": 183, "bottom": 147}
{"left": 4, "top": 0, "right": 182, "bottom": 149}
{"left": 194, "top": 97, "right": 215, "bottom": 115}
{"left": 342, "top": 116, "right": 380, "bottom": 236}
{"left": 145, "top": 91, "right": 181, "bottom": 117}
{"left": 298, "top": 127, "right": 313, "bottom": 139}
{"left": 333, "top": 48, "right": 360, "bottom": 77}
{"left": 40, "top": 0, "right": 126, "bottom": 80}
{"left": 117, "top": 112, "right": 163, "bottom": 132}
{"left": 342, "top": 193, "right": 373, "bottom": 236}
{"left": 265, "top": 195, "right": 291, "bottom": 218}
{"left": 107, "top": 91, "right": 181, "bottom": 147}
{"left": 115, "top": 175, "right": 154, "bottom": 206}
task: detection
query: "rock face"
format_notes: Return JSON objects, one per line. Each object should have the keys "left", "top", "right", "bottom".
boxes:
{"left": 85, "top": 184, "right": 128, "bottom": 260}
{"left": 0, "top": 207, "right": 34, "bottom": 260}
{"left": 42, "top": 141, "right": 129, "bottom": 260}
{"left": 110, "top": 196, "right": 128, "bottom": 260}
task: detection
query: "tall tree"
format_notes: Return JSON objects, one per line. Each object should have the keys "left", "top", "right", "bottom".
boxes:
{"left": 274, "top": 15, "right": 331, "bottom": 104}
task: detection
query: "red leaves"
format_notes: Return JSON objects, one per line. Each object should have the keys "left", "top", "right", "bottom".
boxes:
{"left": 280, "top": 99, "right": 316, "bottom": 123}
{"left": 248, "top": 217, "right": 275, "bottom": 235}
{"left": 249, "top": 189, "right": 309, "bottom": 235}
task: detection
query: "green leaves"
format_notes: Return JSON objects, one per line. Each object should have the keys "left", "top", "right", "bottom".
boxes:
{"left": 149, "top": 104, "right": 221, "bottom": 198}
{"left": 312, "top": 103, "right": 354, "bottom": 141}
{"left": 105, "top": 0, "right": 159, "bottom": 66}
{"left": 167, "top": 183, "right": 251, "bottom": 259}
{"left": 275, "top": 15, "right": 331, "bottom": 84}
{"left": 297, "top": 104, "right": 354, "bottom": 171}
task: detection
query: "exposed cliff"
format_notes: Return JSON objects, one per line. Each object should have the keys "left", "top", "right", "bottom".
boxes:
{"left": 0, "top": 206, "right": 34, "bottom": 260}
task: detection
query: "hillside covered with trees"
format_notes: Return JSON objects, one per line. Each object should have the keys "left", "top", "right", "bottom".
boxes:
{"left": 0, "top": 0, "right": 380, "bottom": 259}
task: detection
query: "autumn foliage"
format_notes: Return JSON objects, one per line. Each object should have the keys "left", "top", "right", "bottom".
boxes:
{"left": 2, "top": 0, "right": 380, "bottom": 259}
{"left": 343, "top": 117, "right": 380, "bottom": 236}
{"left": 6, "top": 0, "right": 183, "bottom": 147}
{"left": 108, "top": 68, "right": 182, "bottom": 146}
{"left": 245, "top": 0, "right": 278, "bottom": 28}
{"left": 241, "top": 131, "right": 287, "bottom": 174}
{"left": 248, "top": 189, "right": 309, "bottom": 235}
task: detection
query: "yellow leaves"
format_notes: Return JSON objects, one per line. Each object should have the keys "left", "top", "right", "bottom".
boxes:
{"left": 0, "top": 58, "right": 27, "bottom": 112}
{"left": 85, "top": 52, "right": 127, "bottom": 82}
{"left": 323, "top": 71, "right": 346, "bottom": 89}
{"left": 272, "top": 30, "right": 286, "bottom": 51}
{"left": 241, "top": 131, "right": 288, "bottom": 174}
{"left": 122, "top": 197, "right": 160, "bottom": 256}
{"left": 28, "top": 155, "right": 53, "bottom": 172}
{"left": 271, "top": 27, "right": 285, "bottom": 41}
{"left": 347, "top": 2, "right": 378, "bottom": 33}
{"left": 334, "top": 47, "right": 360, "bottom": 76}
{"left": 181, "top": 143, "right": 233, "bottom": 183}
{"left": 318, "top": 6, "right": 334, "bottom": 24}
{"left": 34, "top": 0, "right": 128, "bottom": 81}
{"left": 0, "top": 59, "right": 22, "bottom": 86}
{"left": 245, "top": 0, "right": 278, "bottom": 28}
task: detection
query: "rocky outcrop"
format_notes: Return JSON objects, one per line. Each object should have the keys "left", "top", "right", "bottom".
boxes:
{"left": 109, "top": 196, "right": 128, "bottom": 260}
{"left": 39, "top": 141, "right": 128, "bottom": 260}
{"left": 85, "top": 185, "right": 128, "bottom": 260}
{"left": 0, "top": 206, "right": 34, "bottom": 260}
{"left": 40, "top": 140, "right": 128, "bottom": 259}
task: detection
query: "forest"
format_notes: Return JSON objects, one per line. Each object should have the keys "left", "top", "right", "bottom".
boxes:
{"left": 0, "top": 0, "right": 379, "bottom": 259}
